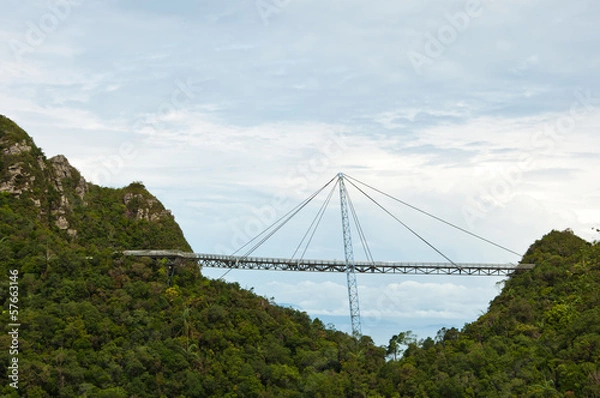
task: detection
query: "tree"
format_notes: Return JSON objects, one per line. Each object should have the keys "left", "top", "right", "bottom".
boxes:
{"left": 386, "top": 331, "right": 416, "bottom": 360}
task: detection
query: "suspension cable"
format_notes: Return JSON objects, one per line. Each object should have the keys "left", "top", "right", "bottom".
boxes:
{"left": 346, "top": 186, "right": 374, "bottom": 264}
{"left": 239, "top": 176, "right": 339, "bottom": 258}
{"left": 218, "top": 176, "right": 338, "bottom": 279}
{"left": 291, "top": 179, "right": 339, "bottom": 261}
{"left": 344, "top": 174, "right": 523, "bottom": 257}
{"left": 230, "top": 175, "right": 337, "bottom": 258}
{"left": 345, "top": 178, "right": 458, "bottom": 267}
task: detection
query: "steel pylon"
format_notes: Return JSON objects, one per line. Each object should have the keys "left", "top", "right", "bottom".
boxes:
{"left": 338, "top": 173, "right": 362, "bottom": 338}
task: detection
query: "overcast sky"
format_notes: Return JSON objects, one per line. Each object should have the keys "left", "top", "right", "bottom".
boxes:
{"left": 2, "top": 0, "right": 599, "bottom": 345}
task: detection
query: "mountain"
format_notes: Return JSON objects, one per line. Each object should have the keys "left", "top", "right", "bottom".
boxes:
{"left": 2, "top": 114, "right": 599, "bottom": 397}
{"left": 376, "top": 229, "right": 600, "bottom": 397}
{"left": 0, "top": 115, "right": 190, "bottom": 251}
{"left": 0, "top": 116, "right": 385, "bottom": 397}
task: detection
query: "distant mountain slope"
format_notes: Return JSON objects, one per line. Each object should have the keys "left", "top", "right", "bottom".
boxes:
{"left": 378, "top": 229, "right": 600, "bottom": 397}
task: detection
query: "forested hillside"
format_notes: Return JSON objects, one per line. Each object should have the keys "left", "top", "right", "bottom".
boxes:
{"left": 1, "top": 115, "right": 599, "bottom": 397}
{"left": 0, "top": 116, "right": 385, "bottom": 397}
{"left": 377, "top": 229, "right": 600, "bottom": 397}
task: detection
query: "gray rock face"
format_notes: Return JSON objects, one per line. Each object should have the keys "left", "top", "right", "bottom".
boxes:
{"left": 2, "top": 140, "right": 32, "bottom": 156}
{"left": 48, "top": 155, "right": 90, "bottom": 231}
{"left": 123, "top": 192, "right": 172, "bottom": 222}
{"left": 0, "top": 140, "right": 37, "bottom": 196}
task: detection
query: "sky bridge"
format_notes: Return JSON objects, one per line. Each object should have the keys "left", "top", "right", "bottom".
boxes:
{"left": 125, "top": 173, "right": 534, "bottom": 338}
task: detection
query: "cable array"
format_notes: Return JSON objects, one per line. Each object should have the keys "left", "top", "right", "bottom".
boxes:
{"left": 343, "top": 174, "right": 523, "bottom": 257}
{"left": 290, "top": 179, "right": 339, "bottom": 262}
{"left": 218, "top": 175, "right": 338, "bottom": 279}
{"left": 220, "top": 173, "right": 523, "bottom": 278}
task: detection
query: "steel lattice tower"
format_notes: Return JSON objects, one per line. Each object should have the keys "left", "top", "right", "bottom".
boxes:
{"left": 338, "top": 173, "right": 362, "bottom": 338}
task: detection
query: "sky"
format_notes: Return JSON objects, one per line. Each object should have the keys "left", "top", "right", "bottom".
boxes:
{"left": 1, "top": 0, "right": 599, "bottom": 346}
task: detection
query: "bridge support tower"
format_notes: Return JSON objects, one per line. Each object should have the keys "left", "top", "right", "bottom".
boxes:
{"left": 338, "top": 173, "right": 362, "bottom": 338}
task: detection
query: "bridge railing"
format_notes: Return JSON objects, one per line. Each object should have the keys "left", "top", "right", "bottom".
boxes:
{"left": 123, "top": 250, "right": 534, "bottom": 276}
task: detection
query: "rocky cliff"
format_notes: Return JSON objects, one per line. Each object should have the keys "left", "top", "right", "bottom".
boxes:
{"left": 0, "top": 114, "right": 190, "bottom": 250}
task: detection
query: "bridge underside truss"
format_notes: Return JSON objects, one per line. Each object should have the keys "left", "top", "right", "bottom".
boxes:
{"left": 124, "top": 250, "right": 534, "bottom": 276}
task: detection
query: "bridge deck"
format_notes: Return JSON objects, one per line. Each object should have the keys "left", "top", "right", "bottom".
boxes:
{"left": 124, "top": 250, "right": 534, "bottom": 276}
